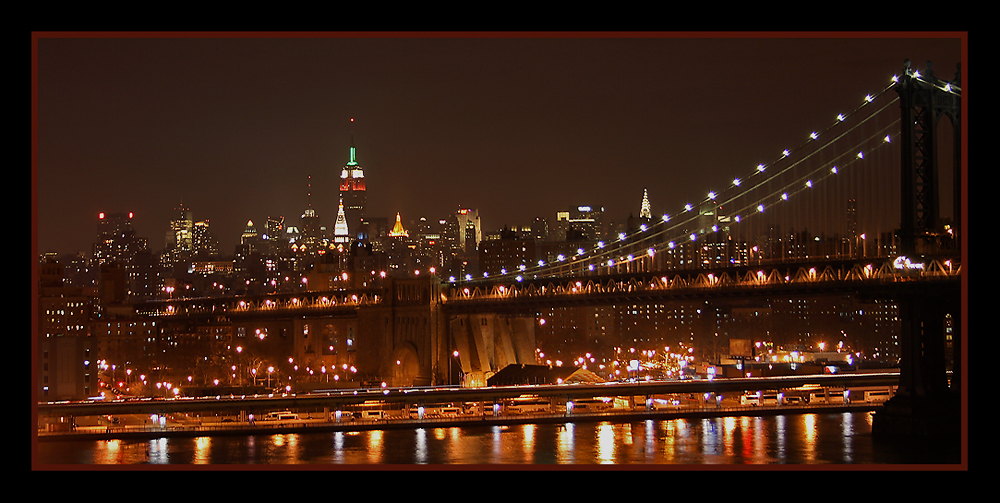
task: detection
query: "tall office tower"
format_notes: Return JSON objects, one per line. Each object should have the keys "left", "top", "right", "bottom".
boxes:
{"left": 168, "top": 203, "right": 194, "bottom": 254}
{"left": 241, "top": 220, "right": 259, "bottom": 246}
{"left": 265, "top": 216, "right": 285, "bottom": 242}
{"left": 444, "top": 208, "right": 481, "bottom": 255}
{"left": 263, "top": 216, "right": 285, "bottom": 255}
{"left": 298, "top": 175, "right": 323, "bottom": 252}
{"left": 639, "top": 188, "right": 652, "bottom": 220}
{"left": 339, "top": 143, "right": 367, "bottom": 239}
{"left": 531, "top": 217, "right": 549, "bottom": 241}
{"left": 554, "top": 205, "right": 605, "bottom": 242}
{"left": 93, "top": 211, "right": 147, "bottom": 266}
{"left": 192, "top": 220, "right": 220, "bottom": 258}
{"left": 333, "top": 199, "right": 350, "bottom": 244}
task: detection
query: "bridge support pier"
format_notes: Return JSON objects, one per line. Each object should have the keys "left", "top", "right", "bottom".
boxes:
{"left": 871, "top": 286, "right": 961, "bottom": 451}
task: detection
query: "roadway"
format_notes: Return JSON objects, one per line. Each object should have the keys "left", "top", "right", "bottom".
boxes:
{"left": 36, "top": 395, "right": 889, "bottom": 442}
{"left": 36, "top": 372, "right": 898, "bottom": 419}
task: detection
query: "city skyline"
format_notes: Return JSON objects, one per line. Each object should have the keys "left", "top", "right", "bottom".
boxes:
{"left": 33, "top": 32, "right": 963, "bottom": 256}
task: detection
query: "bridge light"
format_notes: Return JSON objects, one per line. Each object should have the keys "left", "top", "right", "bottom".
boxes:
{"left": 856, "top": 151, "right": 863, "bottom": 159}
{"left": 708, "top": 191, "right": 716, "bottom": 200}
{"left": 597, "top": 241, "right": 605, "bottom": 248}
{"left": 757, "top": 204, "right": 765, "bottom": 213}
{"left": 577, "top": 248, "right": 585, "bottom": 255}
{"left": 781, "top": 150, "right": 789, "bottom": 158}
{"left": 734, "top": 215, "right": 741, "bottom": 223}
{"left": 662, "top": 214, "right": 670, "bottom": 222}
{"left": 684, "top": 204, "right": 692, "bottom": 212}
{"left": 757, "top": 163, "right": 766, "bottom": 172}
{"left": 733, "top": 178, "right": 741, "bottom": 187}
{"left": 690, "top": 233, "right": 697, "bottom": 242}
{"left": 810, "top": 131, "right": 818, "bottom": 140}
{"left": 516, "top": 275, "right": 523, "bottom": 282}
{"left": 806, "top": 180, "right": 813, "bottom": 188}
{"left": 837, "top": 113, "right": 846, "bottom": 121}
{"left": 647, "top": 248, "right": 655, "bottom": 257}
{"left": 865, "top": 94, "right": 874, "bottom": 103}
{"left": 883, "top": 134, "right": 891, "bottom": 143}
{"left": 781, "top": 192, "right": 788, "bottom": 201}
{"left": 618, "top": 232, "right": 626, "bottom": 241}
{"left": 831, "top": 166, "right": 839, "bottom": 174}
{"left": 668, "top": 241, "right": 675, "bottom": 249}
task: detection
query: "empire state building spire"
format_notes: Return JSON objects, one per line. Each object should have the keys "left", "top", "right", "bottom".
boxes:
{"left": 339, "top": 127, "right": 367, "bottom": 239}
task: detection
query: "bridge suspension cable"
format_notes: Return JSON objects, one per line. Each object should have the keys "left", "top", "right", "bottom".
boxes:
{"left": 465, "top": 73, "right": 919, "bottom": 284}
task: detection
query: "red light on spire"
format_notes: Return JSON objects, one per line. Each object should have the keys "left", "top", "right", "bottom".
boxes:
{"left": 128, "top": 212, "right": 133, "bottom": 218}
{"left": 99, "top": 212, "right": 105, "bottom": 219}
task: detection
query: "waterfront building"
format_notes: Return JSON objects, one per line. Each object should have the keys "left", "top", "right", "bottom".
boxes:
{"left": 37, "top": 258, "right": 99, "bottom": 401}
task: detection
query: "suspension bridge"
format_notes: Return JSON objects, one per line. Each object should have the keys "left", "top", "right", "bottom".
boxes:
{"left": 132, "top": 59, "right": 962, "bottom": 439}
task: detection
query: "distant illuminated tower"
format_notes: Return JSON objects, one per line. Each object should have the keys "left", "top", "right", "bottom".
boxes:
{"left": 339, "top": 140, "right": 367, "bottom": 239}
{"left": 639, "top": 188, "right": 652, "bottom": 220}
{"left": 168, "top": 203, "right": 194, "bottom": 254}
{"left": 388, "top": 212, "right": 409, "bottom": 238}
{"left": 94, "top": 211, "right": 145, "bottom": 266}
{"left": 300, "top": 176, "right": 322, "bottom": 252}
{"left": 192, "top": 220, "right": 219, "bottom": 258}
{"left": 333, "top": 199, "right": 351, "bottom": 244}
{"left": 241, "top": 220, "right": 258, "bottom": 245}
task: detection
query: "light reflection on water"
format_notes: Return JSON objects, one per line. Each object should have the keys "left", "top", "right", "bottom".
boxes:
{"left": 35, "top": 412, "right": 959, "bottom": 466}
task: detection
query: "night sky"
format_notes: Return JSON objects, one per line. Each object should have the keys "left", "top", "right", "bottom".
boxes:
{"left": 33, "top": 33, "right": 964, "bottom": 256}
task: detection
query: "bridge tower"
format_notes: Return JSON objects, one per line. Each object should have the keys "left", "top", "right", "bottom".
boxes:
{"left": 873, "top": 60, "right": 963, "bottom": 443}
{"left": 895, "top": 59, "right": 961, "bottom": 257}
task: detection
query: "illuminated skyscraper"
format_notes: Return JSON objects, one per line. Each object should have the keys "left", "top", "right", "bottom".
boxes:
{"left": 333, "top": 199, "right": 350, "bottom": 244}
{"left": 167, "top": 203, "right": 194, "bottom": 254}
{"left": 192, "top": 220, "right": 220, "bottom": 258}
{"left": 388, "top": 212, "right": 409, "bottom": 238}
{"left": 339, "top": 142, "right": 367, "bottom": 239}
{"left": 554, "top": 205, "right": 605, "bottom": 242}
{"left": 93, "top": 211, "right": 146, "bottom": 266}
{"left": 639, "top": 188, "right": 652, "bottom": 220}
{"left": 300, "top": 176, "right": 323, "bottom": 253}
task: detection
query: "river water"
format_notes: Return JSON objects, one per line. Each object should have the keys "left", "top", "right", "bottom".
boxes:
{"left": 34, "top": 411, "right": 961, "bottom": 467}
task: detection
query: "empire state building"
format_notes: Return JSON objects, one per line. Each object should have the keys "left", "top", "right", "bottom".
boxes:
{"left": 339, "top": 142, "right": 367, "bottom": 239}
